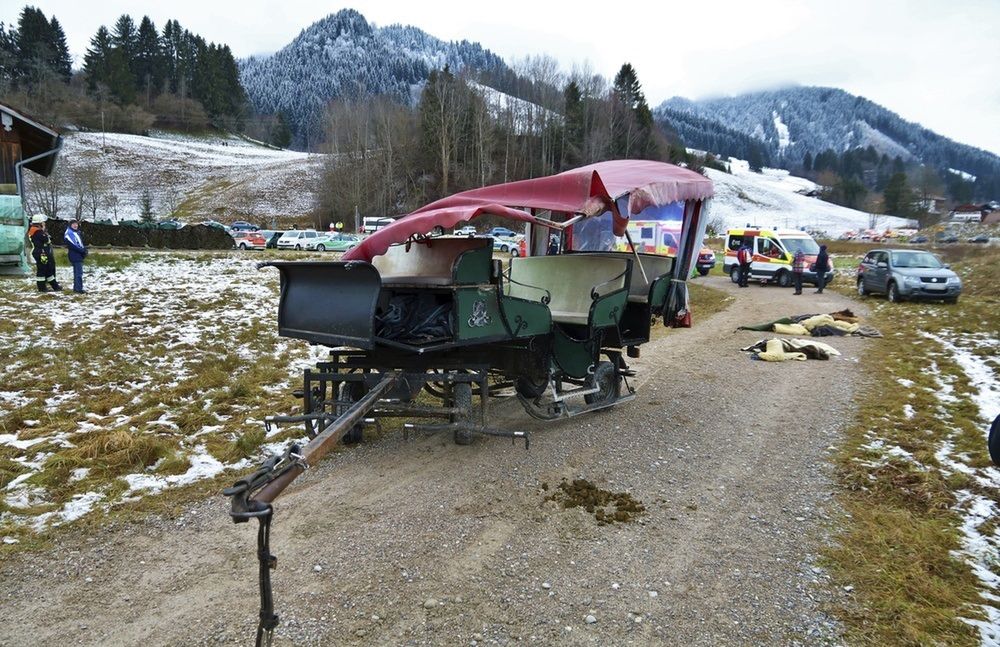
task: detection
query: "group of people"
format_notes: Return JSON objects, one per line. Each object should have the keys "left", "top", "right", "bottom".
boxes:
{"left": 735, "top": 243, "right": 831, "bottom": 294}
{"left": 27, "top": 214, "right": 88, "bottom": 294}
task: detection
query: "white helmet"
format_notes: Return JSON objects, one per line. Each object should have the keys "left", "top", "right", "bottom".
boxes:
{"left": 31, "top": 214, "right": 47, "bottom": 224}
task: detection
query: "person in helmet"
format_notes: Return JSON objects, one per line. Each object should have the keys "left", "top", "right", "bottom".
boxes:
{"left": 27, "top": 214, "right": 61, "bottom": 292}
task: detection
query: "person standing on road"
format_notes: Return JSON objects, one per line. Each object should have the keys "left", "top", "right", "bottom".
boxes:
{"left": 737, "top": 243, "right": 752, "bottom": 287}
{"left": 792, "top": 249, "right": 806, "bottom": 295}
{"left": 27, "top": 214, "right": 61, "bottom": 292}
{"left": 814, "top": 244, "right": 831, "bottom": 293}
{"left": 63, "top": 219, "right": 88, "bottom": 294}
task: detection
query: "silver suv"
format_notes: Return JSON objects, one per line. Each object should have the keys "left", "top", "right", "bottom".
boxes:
{"left": 856, "top": 248, "right": 961, "bottom": 303}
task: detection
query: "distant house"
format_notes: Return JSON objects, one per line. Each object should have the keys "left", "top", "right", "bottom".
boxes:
{"left": 917, "top": 195, "right": 947, "bottom": 215}
{"left": 949, "top": 204, "right": 984, "bottom": 223}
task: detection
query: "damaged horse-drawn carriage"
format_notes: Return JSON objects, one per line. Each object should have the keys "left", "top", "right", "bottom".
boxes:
{"left": 224, "top": 159, "right": 713, "bottom": 644}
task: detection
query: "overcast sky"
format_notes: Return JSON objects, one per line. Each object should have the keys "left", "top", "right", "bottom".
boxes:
{"left": 6, "top": 0, "right": 1000, "bottom": 155}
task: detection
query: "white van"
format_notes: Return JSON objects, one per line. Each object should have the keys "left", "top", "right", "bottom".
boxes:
{"left": 723, "top": 228, "right": 832, "bottom": 287}
{"left": 360, "top": 217, "right": 395, "bottom": 234}
{"left": 277, "top": 230, "right": 320, "bottom": 250}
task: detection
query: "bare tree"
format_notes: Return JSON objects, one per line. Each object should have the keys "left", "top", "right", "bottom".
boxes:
{"left": 25, "top": 167, "right": 64, "bottom": 219}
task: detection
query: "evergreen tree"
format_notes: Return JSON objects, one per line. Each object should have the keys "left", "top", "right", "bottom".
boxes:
{"left": 883, "top": 172, "right": 911, "bottom": 217}
{"left": 802, "top": 151, "right": 812, "bottom": 172}
{"left": 134, "top": 16, "right": 163, "bottom": 105}
{"left": 83, "top": 26, "right": 113, "bottom": 92}
{"left": 610, "top": 63, "right": 658, "bottom": 159}
{"left": 14, "top": 7, "right": 57, "bottom": 82}
{"left": 111, "top": 15, "right": 138, "bottom": 80}
{"left": 0, "top": 22, "right": 16, "bottom": 85}
{"left": 270, "top": 112, "right": 292, "bottom": 148}
{"left": 140, "top": 187, "right": 154, "bottom": 222}
{"left": 48, "top": 16, "right": 71, "bottom": 81}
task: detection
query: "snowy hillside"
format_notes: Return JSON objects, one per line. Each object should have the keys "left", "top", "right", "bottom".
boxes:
{"left": 50, "top": 131, "right": 325, "bottom": 224}
{"left": 706, "top": 163, "right": 912, "bottom": 235}
{"left": 43, "top": 129, "right": 906, "bottom": 234}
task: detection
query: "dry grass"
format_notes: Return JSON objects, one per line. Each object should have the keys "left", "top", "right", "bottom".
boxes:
{"left": 0, "top": 250, "right": 313, "bottom": 554}
{"left": 824, "top": 247, "right": 1000, "bottom": 645}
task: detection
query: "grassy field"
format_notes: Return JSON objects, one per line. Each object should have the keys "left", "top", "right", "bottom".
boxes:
{"left": 824, "top": 244, "right": 1000, "bottom": 646}
{"left": 0, "top": 248, "right": 322, "bottom": 553}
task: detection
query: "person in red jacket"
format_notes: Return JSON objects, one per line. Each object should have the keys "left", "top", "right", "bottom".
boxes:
{"left": 736, "top": 243, "right": 752, "bottom": 287}
{"left": 27, "top": 214, "right": 61, "bottom": 292}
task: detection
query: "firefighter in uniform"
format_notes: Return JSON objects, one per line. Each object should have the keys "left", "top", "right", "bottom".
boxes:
{"left": 27, "top": 214, "right": 61, "bottom": 292}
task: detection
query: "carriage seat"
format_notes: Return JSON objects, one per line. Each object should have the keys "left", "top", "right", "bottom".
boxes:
{"left": 372, "top": 237, "right": 491, "bottom": 286}
{"left": 506, "top": 255, "right": 630, "bottom": 325}
{"left": 567, "top": 252, "right": 673, "bottom": 303}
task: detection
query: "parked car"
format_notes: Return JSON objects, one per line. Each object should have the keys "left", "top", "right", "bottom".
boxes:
{"left": 359, "top": 217, "right": 395, "bottom": 234}
{"left": 486, "top": 226, "right": 519, "bottom": 239}
{"left": 936, "top": 233, "right": 958, "bottom": 244}
{"left": 908, "top": 235, "right": 929, "bottom": 244}
{"left": 230, "top": 220, "right": 260, "bottom": 232}
{"left": 313, "top": 232, "right": 360, "bottom": 252}
{"left": 968, "top": 234, "right": 990, "bottom": 244}
{"left": 455, "top": 226, "right": 477, "bottom": 236}
{"left": 696, "top": 248, "right": 716, "bottom": 276}
{"left": 492, "top": 237, "right": 521, "bottom": 256}
{"left": 259, "top": 230, "right": 283, "bottom": 249}
{"left": 277, "top": 230, "right": 320, "bottom": 249}
{"left": 856, "top": 248, "right": 961, "bottom": 303}
{"left": 233, "top": 231, "right": 267, "bottom": 250}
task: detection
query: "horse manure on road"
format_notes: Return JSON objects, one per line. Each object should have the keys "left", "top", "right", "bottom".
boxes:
{"left": 543, "top": 478, "right": 646, "bottom": 525}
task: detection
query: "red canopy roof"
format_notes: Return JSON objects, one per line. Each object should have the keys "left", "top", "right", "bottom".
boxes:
{"left": 344, "top": 160, "right": 713, "bottom": 262}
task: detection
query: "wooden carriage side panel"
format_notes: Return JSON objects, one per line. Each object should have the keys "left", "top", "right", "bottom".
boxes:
{"left": 498, "top": 295, "right": 552, "bottom": 338}
{"left": 454, "top": 286, "right": 507, "bottom": 341}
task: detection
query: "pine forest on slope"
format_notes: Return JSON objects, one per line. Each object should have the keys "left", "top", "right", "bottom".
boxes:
{"left": 659, "top": 87, "right": 1000, "bottom": 201}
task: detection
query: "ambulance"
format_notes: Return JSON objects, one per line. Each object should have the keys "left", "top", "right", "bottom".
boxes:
{"left": 723, "top": 228, "right": 832, "bottom": 287}
{"left": 616, "top": 220, "right": 717, "bottom": 275}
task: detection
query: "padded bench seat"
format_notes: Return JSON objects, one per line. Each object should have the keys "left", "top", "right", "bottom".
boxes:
{"left": 372, "top": 237, "right": 490, "bottom": 286}
{"left": 506, "top": 255, "right": 630, "bottom": 325}
{"left": 570, "top": 252, "right": 673, "bottom": 304}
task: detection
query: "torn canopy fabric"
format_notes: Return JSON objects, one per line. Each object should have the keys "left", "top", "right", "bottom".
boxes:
{"left": 343, "top": 160, "right": 714, "bottom": 263}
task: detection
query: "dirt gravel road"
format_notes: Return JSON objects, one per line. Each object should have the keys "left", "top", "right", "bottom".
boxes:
{"left": 0, "top": 277, "right": 869, "bottom": 646}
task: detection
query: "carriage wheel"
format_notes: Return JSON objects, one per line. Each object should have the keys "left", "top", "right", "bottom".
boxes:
{"left": 515, "top": 374, "right": 549, "bottom": 400}
{"left": 585, "top": 361, "right": 621, "bottom": 407}
{"left": 452, "top": 382, "right": 473, "bottom": 445}
{"left": 338, "top": 381, "right": 365, "bottom": 444}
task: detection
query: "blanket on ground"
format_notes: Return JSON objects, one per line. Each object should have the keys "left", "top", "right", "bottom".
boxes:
{"left": 741, "top": 338, "right": 842, "bottom": 361}
{"left": 740, "top": 309, "right": 877, "bottom": 338}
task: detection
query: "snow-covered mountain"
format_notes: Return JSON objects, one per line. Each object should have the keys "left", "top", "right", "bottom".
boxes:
{"left": 659, "top": 87, "right": 1000, "bottom": 199}
{"left": 239, "top": 9, "right": 509, "bottom": 147}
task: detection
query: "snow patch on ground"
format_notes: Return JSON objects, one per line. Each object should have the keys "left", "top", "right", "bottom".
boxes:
{"left": 953, "top": 491, "right": 1000, "bottom": 647}
{"left": 918, "top": 331, "right": 1000, "bottom": 646}
{"left": 923, "top": 331, "right": 1000, "bottom": 424}
{"left": 123, "top": 445, "right": 250, "bottom": 495}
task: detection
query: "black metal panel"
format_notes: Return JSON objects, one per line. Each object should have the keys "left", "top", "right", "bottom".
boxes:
{"left": 264, "top": 261, "right": 381, "bottom": 349}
